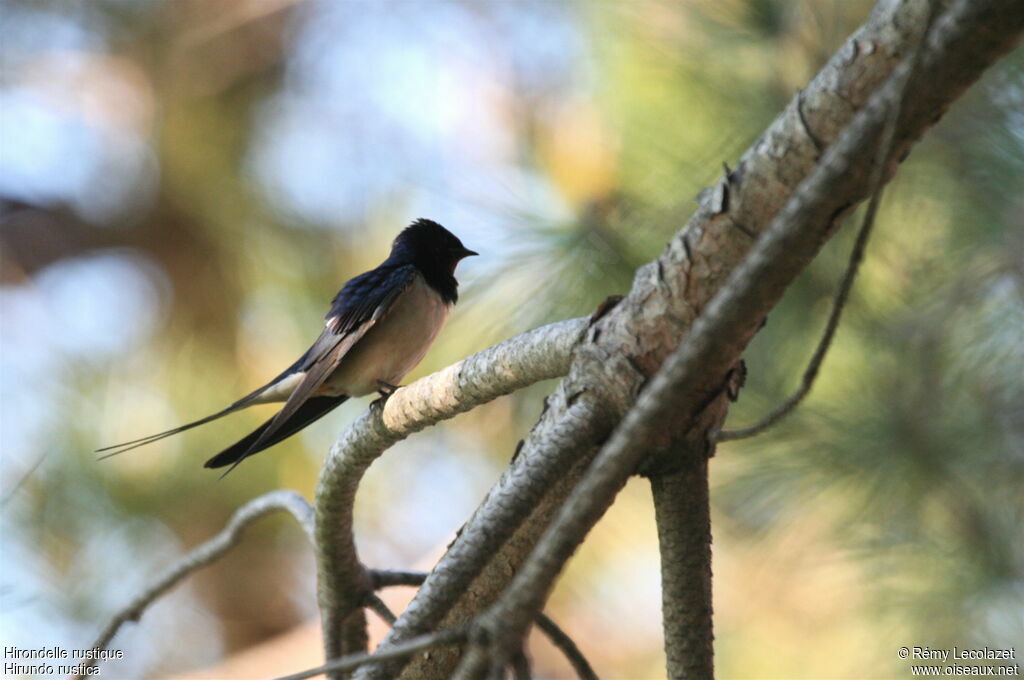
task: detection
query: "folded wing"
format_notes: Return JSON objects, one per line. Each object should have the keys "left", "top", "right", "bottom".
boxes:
{"left": 208, "top": 264, "right": 417, "bottom": 472}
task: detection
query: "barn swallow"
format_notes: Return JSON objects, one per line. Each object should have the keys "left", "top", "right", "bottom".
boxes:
{"left": 98, "top": 219, "right": 476, "bottom": 473}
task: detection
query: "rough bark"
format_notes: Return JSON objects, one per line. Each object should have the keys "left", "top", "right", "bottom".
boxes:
{"left": 314, "top": 318, "right": 588, "bottom": 667}
{"left": 649, "top": 459, "right": 714, "bottom": 679}
{"left": 359, "top": 1, "right": 1024, "bottom": 678}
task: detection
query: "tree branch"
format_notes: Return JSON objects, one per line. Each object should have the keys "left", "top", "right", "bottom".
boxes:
{"left": 359, "top": 395, "right": 607, "bottom": 680}
{"left": 365, "top": 594, "right": 398, "bottom": 627}
{"left": 717, "top": 0, "right": 939, "bottom": 443}
{"left": 362, "top": 2, "right": 1023, "bottom": 678}
{"left": 369, "top": 569, "right": 434, "bottom": 589}
{"left": 314, "top": 318, "right": 588, "bottom": 664}
{"left": 509, "top": 650, "right": 532, "bottom": 680}
{"left": 643, "top": 7, "right": 939, "bottom": 677}
{"left": 446, "top": 0, "right": 1024, "bottom": 676}
{"left": 277, "top": 626, "right": 471, "bottom": 680}
{"left": 533, "top": 611, "right": 599, "bottom": 680}
{"left": 369, "top": 569, "right": 596, "bottom": 679}
{"left": 712, "top": 198, "right": 872, "bottom": 442}
{"left": 81, "top": 490, "right": 313, "bottom": 678}
{"left": 648, "top": 457, "right": 714, "bottom": 679}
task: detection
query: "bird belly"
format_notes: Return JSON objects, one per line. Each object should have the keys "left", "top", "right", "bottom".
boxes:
{"left": 322, "top": 276, "right": 451, "bottom": 398}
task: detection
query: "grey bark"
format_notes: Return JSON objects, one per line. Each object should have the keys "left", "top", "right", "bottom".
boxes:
{"left": 649, "top": 459, "right": 714, "bottom": 679}
{"left": 314, "top": 318, "right": 588, "bottom": 665}
{"left": 358, "top": 1, "right": 1024, "bottom": 678}
{"left": 449, "top": 1, "right": 1023, "bottom": 677}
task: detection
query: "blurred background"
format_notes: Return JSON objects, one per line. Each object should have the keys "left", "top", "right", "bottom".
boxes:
{"left": 1, "top": 0, "right": 1021, "bottom": 677}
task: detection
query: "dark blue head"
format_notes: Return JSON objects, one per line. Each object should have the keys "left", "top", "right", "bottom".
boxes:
{"left": 389, "top": 218, "right": 476, "bottom": 302}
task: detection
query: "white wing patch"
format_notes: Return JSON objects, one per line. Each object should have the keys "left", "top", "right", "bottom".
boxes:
{"left": 251, "top": 371, "right": 306, "bottom": 404}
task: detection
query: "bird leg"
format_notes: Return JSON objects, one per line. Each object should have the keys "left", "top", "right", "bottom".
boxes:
{"left": 376, "top": 380, "right": 400, "bottom": 396}
{"left": 371, "top": 381, "right": 401, "bottom": 411}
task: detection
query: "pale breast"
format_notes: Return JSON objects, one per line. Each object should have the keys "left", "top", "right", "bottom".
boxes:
{"left": 322, "top": 273, "right": 451, "bottom": 397}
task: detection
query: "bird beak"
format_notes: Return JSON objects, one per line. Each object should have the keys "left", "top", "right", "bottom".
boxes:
{"left": 458, "top": 247, "right": 479, "bottom": 258}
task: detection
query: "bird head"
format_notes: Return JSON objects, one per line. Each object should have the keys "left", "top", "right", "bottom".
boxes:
{"left": 391, "top": 218, "right": 477, "bottom": 274}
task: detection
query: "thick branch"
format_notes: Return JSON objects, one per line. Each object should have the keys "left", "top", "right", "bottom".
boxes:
{"left": 649, "top": 459, "right": 714, "bottom": 679}
{"left": 358, "top": 2, "right": 1015, "bottom": 675}
{"left": 365, "top": 1, "right": 1023, "bottom": 678}
{"left": 450, "top": 2, "right": 1023, "bottom": 676}
{"left": 359, "top": 395, "right": 606, "bottom": 680}
{"left": 314, "top": 319, "right": 588, "bottom": 662}
{"left": 278, "top": 627, "right": 471, "bottom": 680}
{"left": 717, "top": 0, "right": 937, "bottom": 443}
{"left": 370, "top": 569, "right": 597, "bottom": 680}
{"left": 83, "top": 490, "right": 313, "bottom": 677}
{"left": 645, "top": 6, "right": 933, "bottom": 673}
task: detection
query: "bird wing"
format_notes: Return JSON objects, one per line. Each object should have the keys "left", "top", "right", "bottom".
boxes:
{"left": 203, "top": 395, "right": 348, "bottom": 469}
{"left": 97, "top": 264, "right": 417, "bottom": 461}
{"left": 217, "top": 264, "right": 418, "bottom": 472}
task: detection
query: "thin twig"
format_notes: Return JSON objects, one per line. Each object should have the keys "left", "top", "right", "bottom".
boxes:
{"left": 369, "top": 569, "right": 430, "bottom": 589}
{"left": 717, "top": 1, "right": 940, "bottom": 443}
{"left": 1, "top": 451, "right": 47, "bottom": 507}
{"left": 534, "top": 613, "right": 599, "bottom": 680}
{"left": 364, "top": 593, "right": 397, "bottom": 626}
{"left": 81, "top": 490, "right": 313, "bottom": 677}
{"left": 275, "top": 626, "right": 470, "bottom": 680}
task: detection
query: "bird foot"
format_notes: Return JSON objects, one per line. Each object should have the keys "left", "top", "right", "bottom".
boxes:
{"left": 371, "top": 381, "right": 401, "bottom": 411}
{"left": 376, "top": 381, "right": 400, "bottom": 396}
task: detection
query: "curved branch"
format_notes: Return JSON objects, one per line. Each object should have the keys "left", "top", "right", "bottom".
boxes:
{"left": 82, "top": 490, "right": 313, "bottom": 677}
{"left": 533, "top": 612, "right": 599, "bottom": 680}
{"left": 451, "top": 1, "right": 1023, "bottom": 676}
{"left": 713, "top": 194, "right": 872, "bottom": 442}
{"left": 277, "top": 626, "right": 471, "bottom": 680}
{"left": 361, "top": 1, "right": 1023, "bottom": 677}
{"left": 314, "top": 318, "right": 588, "bottom": 662}
{"left": 370, "top": 569, "right": 597, "bottom": 680}
{"left": 359, "top": 395, "right": 607, "bottom": 680}
{"left": 716, "top": 1, "right": 939, "bottom": 444}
